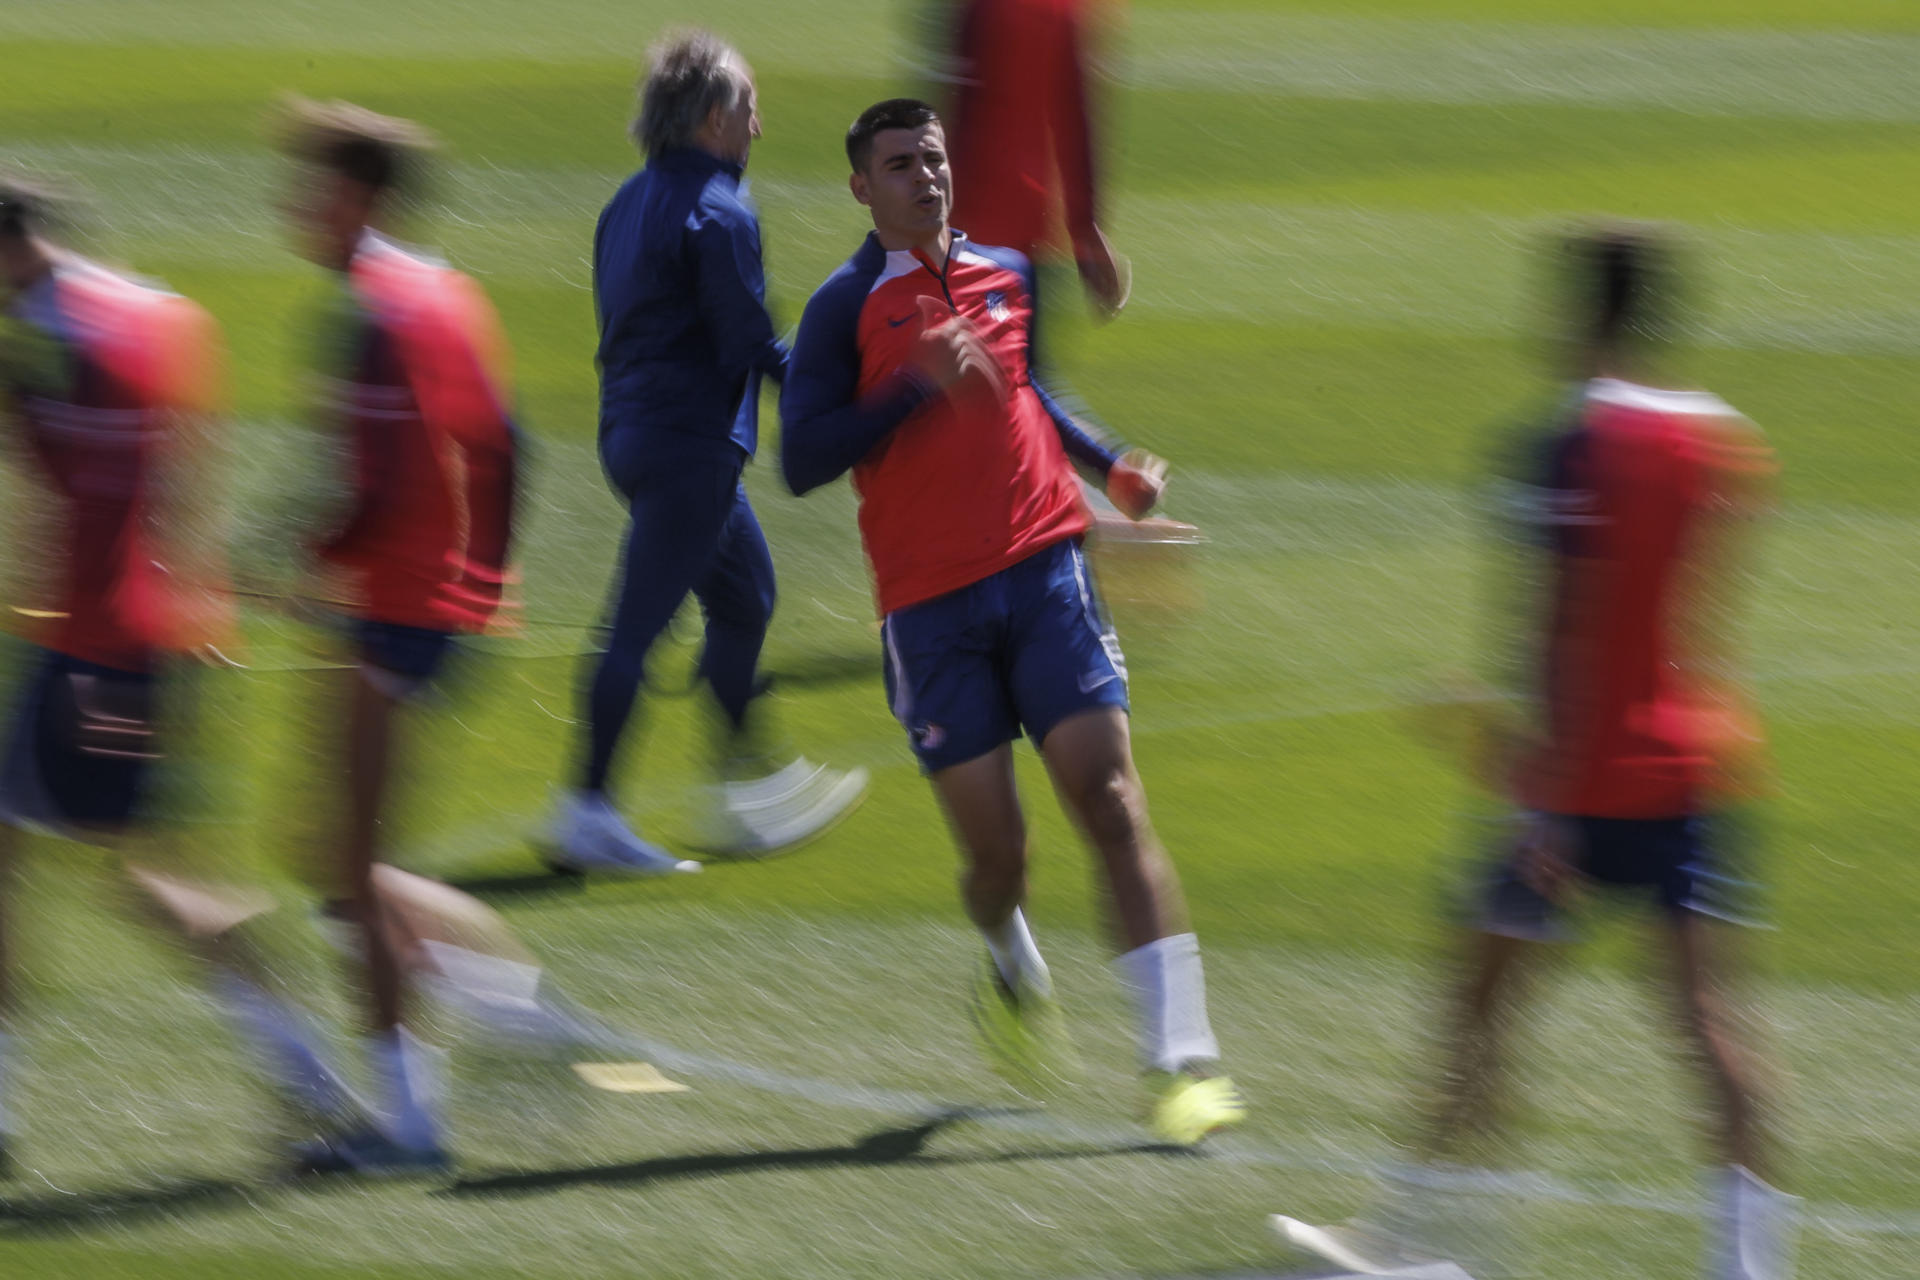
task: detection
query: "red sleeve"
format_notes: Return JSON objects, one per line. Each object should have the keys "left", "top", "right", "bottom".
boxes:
{"left": 1051, "top": 1, "right": 1101, "bottom": 247}
{"left": 415, "top": 275, "right": 520, "bottom": 630}
{"left": 441, "top": 421, "right": 518, "bottom": 631}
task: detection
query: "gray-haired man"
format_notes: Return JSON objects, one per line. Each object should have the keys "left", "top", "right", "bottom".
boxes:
{"left": 549, "top": 30, "right": 865, "bottom": 873}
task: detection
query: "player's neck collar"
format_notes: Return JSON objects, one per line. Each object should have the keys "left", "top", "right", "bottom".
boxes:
{"left": 869, "top": 228, "right": 963, "bottom": 266}
{"left": 652, "top": 147, "right": 742, "bottom": 181}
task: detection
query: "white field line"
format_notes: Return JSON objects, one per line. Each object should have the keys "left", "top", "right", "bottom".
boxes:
{"left": 527, "top": 1017, "right": 1920, "bottom": 1241}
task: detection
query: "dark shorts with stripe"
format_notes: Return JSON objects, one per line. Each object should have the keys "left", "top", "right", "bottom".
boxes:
{"left": 350, "top": 619, "right": 460, "bottom": 699}
{"left": 0, "top": 647, "right": 160, "bottom": 836}
{"left": 1479, "top": 812, "right": 1753, "bottom": 939}
{"left": 881, "top": 538, "right": 1129, "bottom": 773}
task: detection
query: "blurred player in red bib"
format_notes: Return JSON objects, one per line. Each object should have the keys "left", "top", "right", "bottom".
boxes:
{"left": 1276, "top": 229, "right": 1792, "bottom": 1280}
{"left": 276, "top": 102, "right": 527, "bottom": 1173}
{"left": 0, "top": 178, "right": 378, "bottom": 1178}
{"left": 921, "top": 0, "right": 1127, "bottom": 316}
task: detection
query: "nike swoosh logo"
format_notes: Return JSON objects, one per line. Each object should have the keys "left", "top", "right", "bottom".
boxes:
{"left": 887, "top": 315, "right": 914, "bottom": 328}
{"left": 1078, "top": 672, "right": 1118, "bottom": 693}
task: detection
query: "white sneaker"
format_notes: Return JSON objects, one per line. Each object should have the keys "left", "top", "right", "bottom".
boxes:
{"left": 545, "top": 792, "right": 701, "bottom": 876}
{"left": 430, "top": 979, "right": 629, "bottom": 1059}
{"left": 688, "top": 759, "right": 869, "bottom": 857}
{"left": 1270, "top": 1216, "right": 1471, "bottom": 1278}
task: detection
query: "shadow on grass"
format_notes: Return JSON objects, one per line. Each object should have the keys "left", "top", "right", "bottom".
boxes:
{"left": 442, "top": 866, "right": 590, "bottom": 899}
{"left": 0, "top": 1176, "right": 254, "bottom": 1236}
{"left": 444, "top": 1108, "right": 1186, "bottom": 1198}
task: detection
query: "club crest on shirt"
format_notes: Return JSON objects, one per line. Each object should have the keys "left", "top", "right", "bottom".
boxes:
{"left": 984, "top": 291, "right": 1010, "bottom": 322}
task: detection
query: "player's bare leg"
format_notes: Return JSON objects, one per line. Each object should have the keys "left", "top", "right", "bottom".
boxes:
{"left": 930, "top": 745, "right": 1032, "bottom": 946}
{"left": 1274, "top": 927, "right": 1535, "bottom": 1273}
{"left": 1659, "top": 915, "right": 1797, "bottom": 1280}
{"left": 1040, "top": 706, "right": 1241, "bottom": 1141}
{"left": 929, "top": 744, "right": 1067, "bottom": 1090}
{"left": 1420, "top": 928, "right": 1532, "bottom": 1162}
{"left": 1661, "top": 915, "right": 1768, "bottom": 1171}
{"left": 361, "top": 865, "right": 621, "bottom": 1054}
{"left": 333, "top": 668, "right": 443, "bottom": 1163}
{"left": 1040, "top": 707, "right": 1184, "bottom": 949}
{"left": 343, "top": 670, "right": 405, "bottom": 1033}
{"left": 118, "top": 860, "right": 367, "bottom": 1131}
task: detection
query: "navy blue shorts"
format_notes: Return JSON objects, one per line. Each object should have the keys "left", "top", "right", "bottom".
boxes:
{"left": 350, "top": 619, "right": 458, "bottom": 699}
{"left": 0, "top": 647, "right": 159, "bottom": 835}
{"left": 881, "top": 538, "right": 1129, "bottom": 772}
{"left": 1480, "top": 813, "right": 1750, "bottom": 938}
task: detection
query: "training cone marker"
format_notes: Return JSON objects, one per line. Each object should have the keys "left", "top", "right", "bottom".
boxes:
{"left": 571, "top": 1062, "right": 692, "bottom": 1094}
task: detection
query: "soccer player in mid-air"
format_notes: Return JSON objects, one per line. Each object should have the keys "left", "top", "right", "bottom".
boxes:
{"left": 0, "top": 178, "right": 368, "bottom": 1176}
{"left": 547, "top": 30, "right": 866, "bottom": 873}
{"left": 277, "top": 101, "right": 532, "bottom": 1171}
{"left": 1274, "top": 228, "right": 1793, "bottom": 1279}
{"left": 780, "top": 99, "right": 1243, "bottom": 1145}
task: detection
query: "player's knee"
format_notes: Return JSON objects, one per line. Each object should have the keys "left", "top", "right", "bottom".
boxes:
{"left": 1075, "top": 768, "right": 1146, "bottom": 849}
{"left": 1673, "top": 980, "right": 1724, "bottom": 1040}
{"left": 965, "top": 849, "right": 1026, "bottom": 907}
{"left": 966, "top": 849, "right": 1022, "bottom": 889}
{"left": 963, "top": 822, "right": 1029, "bottom": 884}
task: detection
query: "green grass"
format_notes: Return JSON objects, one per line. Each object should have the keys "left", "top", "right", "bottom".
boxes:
{"left": 3, "top": 2, "right": 1918, "bottom": 1277}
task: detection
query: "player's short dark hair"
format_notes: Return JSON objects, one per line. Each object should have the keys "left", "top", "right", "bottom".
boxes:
{"left": 1567, "top": 224, "right": 1673, "bottom": 352}
{"left": 634, "top": 29, "right": 748, "bottom": 157}
{"left": 0, "top": 174, "right": 64, "bottom": 243}
{"left": 846, "top": 98, "right": 940, "bottom": 173}
{"left": 276, "top": 97, "right": 435, "bottom": 197}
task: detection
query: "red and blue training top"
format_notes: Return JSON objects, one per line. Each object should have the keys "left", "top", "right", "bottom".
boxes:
{"left": 2, "top": 259, "right": 229, "bottom": 671}
{"left": 1513, "top": 378, "right": 1774, "bottom": 819}
{"left": 315, "top": 232, "right": 520, "bottom": 633}
{"left": 781, "top": 232, "right": 1120, "bottom": 616}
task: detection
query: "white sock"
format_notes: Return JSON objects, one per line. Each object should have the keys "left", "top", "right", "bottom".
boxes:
{"left": 980, "top": 908, "right": 1051, "bottom": 996}
{"left": 1115, "top": 933, "right": 1220, "bottom": 1074}
{"left": 418, "top": 940, "right": 544, "bottom": 1007}
{"left": 1707, "top": 1165, "right": 1799, "bottom": 1280}
{"left": 367, "top": 1026, "right": 443, "bottom": 1153}
{"left": 0, "top": 1031, "right": 14, "bottom": 1137}
{"left": 211, "top": 971, "right": 356, "bottom": 1121}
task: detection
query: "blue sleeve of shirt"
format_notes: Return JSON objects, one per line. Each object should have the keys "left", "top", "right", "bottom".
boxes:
{"left": 1032, "top": 376, "right": 1121, "bottom": 476}
{"left": 780, "top": 273, "right": 939, "bottom": 496}
{"left": 1010, "top": 249, "right": 1122, "bottom": 476}
{"left": 693, "top": 195, "right": 789, "bottom": 384}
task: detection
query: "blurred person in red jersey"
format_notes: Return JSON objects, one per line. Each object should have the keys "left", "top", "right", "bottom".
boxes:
{"left": 0, "top": 176, "right": 381, "bottom": 1179}
{"left": 923, "top": 0, "right": 1129, "bottom": 318}
{"left": 1274, "top": 228, "right": 1791, "bottom": 1280}
{"left": 275, "top": 100, "right": 531, "bottom": 1174}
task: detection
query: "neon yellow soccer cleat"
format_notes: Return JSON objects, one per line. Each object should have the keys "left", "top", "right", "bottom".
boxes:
{"left": 967, "top": 956, "right": 1077, "bottom": 1096}
{"left": 1146, "top": 1068, "right": 1247, "bottom": 1146}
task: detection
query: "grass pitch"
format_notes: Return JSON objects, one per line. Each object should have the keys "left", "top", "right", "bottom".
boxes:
{"left": 2, "top": 1, "right": 1917, "bottom": 1276}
